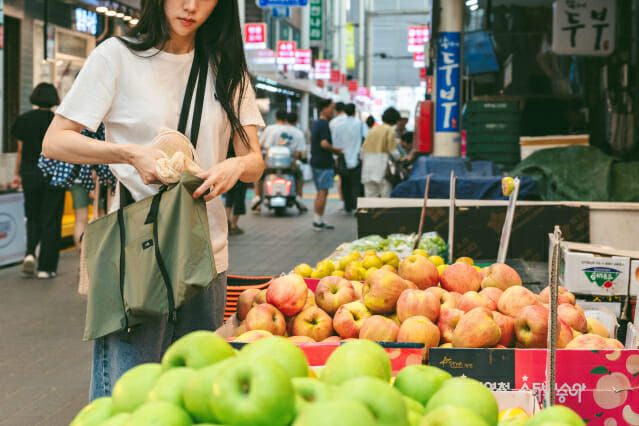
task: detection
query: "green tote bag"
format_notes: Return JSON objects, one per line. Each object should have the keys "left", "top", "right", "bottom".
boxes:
{"left": 82, "top": 173, "right": 216, "bottom": 340}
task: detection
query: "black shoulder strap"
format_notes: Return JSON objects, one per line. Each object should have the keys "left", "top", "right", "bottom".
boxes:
{"left": 177, "top": 45, "right": 209, "bottom": 148}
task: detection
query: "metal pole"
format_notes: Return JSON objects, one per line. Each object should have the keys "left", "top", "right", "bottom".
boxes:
{"left": 43, "top": 0, "right": 49, "bottom": 61}
{"left": 339, "top": 0, "right": 347, "bottom": 75}
{"left": 300, "top": 3, "right": 310, "bottom": 133}
{"left": 365, "top": 6, "right": 373, "bottom": 87}
{"left": 432, "top": 0, "right": 463, "bottom": 157}
{"left": 358, "top": 0, "right": 366, "bottom": 83}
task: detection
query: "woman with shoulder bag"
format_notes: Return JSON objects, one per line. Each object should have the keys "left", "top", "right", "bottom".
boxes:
{"left": 43, "top": 0, "right": 265, "bottom": 399}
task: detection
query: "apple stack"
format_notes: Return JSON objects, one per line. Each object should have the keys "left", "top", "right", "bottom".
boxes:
{"left": 233, "top": 257, "right": 623, "bottom": 351}
{"left": 70, "top": 332, "right": 586, "bottom": 426}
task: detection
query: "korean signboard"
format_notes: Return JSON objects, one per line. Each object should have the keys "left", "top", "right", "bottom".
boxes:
{"left": 244, "top": 23, "right": 267, "bottom": 50}
{"left": 347, "top": 79, "right": 358, "bottom": 93}
{"left": 314, "top": 59, "right": 331, "bottom": 79}
{"left": 294, "top": 49, "right": 312, "bottom": 71}
{"left": 276, "top": 40, "right": 297, "bottom": 65}
{"left": 435, "top": 32, "right": 460, "bottom": 133}
{"left": 345, "top": 23, "right": 356, "bottom": 70}
{"left": 258, "top": 0, "right": 308, "bottom": 6}
{"left": 408, "top": 25, "right": 430, "bottom": 53}
{"left": 309, "top": 0, "right": 323, "bottom": 42}
{"left": 413, "top": 52, "right": 425, "bottom": 68}
{"left": 552, "top": 0, "right": 615, "bottom": 56}
{"left": 252, "top": 49, "right": 276, "bottom": 65}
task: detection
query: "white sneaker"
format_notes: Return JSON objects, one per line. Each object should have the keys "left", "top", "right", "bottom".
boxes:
{"left": 36, "top": 271, "right": 57, "bottom": 279}
{"left": 22, "top": 255, "right": 36, "bottom": 276}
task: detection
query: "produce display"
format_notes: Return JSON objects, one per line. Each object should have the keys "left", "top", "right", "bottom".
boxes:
{"left": 70, "top": 332, "right": 586, "bottom": 426}
{"left": 236, "top": 255, "right": 623, "bottom": 350}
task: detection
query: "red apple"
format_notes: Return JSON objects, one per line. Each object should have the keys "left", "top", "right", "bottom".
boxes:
{"left": 359, "top": 315, "right": 399, "bottom": 342}
{"left": 234, "top": 329, "right": 273, "bottom": 342}
{"left": 497, "top": 286, "right": 539, "bottom": 318}
{"left": 480, "top": 263, "right": 522, "bottom": 290}
{"left": 538, "top": 286, "right": 576, "bottom": 305}
{"left": 266, "top": 274, "right": 308, "bottom": 316}
{"left": 452, "top": 307, "right": 501, "bottom": 348}
{"left": 557, "top": 303, "right": 587, "bottom": 333}
{"left": 363, "top": 270, "right": 409, "bottom": 314}
{"left": 479, "top": 287, "right": 503, "bottom": 307}
{"left": 557, "top": 320, "right": 574, "bottom": 349}
{"left": 303, "top": 290, "right": 316, "bottom": 310}
{"left": 491, "top": 311, "right": 515, "bottom": 347}
{"left": 288, "top": 335, "right": 316, "bottom": 343}
{"left": 398, "top": 255, "right": 439, "bottom": 289}
{"left": 237, "top": 289, "right": 261, "bottom": 321}
{"left": 438, "top": 307, "right": 464, "bottom": 343}
{"left": 565, "top": 333, "right": 623, "bottom": 349}
{"left": 440, "top": 263, "right": 482, "bottom": 293}
{"left": 397, "top": 315, "right": 440, "bottom": 348}
{"left": 396, "top": 289, "right": 440, "bottom": 323}
{"left": 292, "top": 307, "right": 333, "bottom": 342}
{"left": 457, "top": 291, "right": 496, "bottom": 313}
{"left": 254, "top": 289, "right": 268, "bottom": 305}
{"left": 322, "top": 336, "right": 342, "bottom": 343}
{"left": 333, "top": 301, "right": 372, "bottom": 339}
{"left": 350, "top": 281, "right": 364, "bottom": 300}
{"left": 425, "top": 287, "right": 459, "bottom": 310}
{"left": 514, "top": 304, "right": 549, "bottom": 348}
{"left": 245, "top": 303, "right": 286, "bottom": 336}
{"left": 315, "top": 276, "right": 357, "bottom": 315}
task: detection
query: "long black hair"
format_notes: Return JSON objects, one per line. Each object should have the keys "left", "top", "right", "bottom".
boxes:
{"left": 121, "top": 0, "right": 249, "bottom": 147}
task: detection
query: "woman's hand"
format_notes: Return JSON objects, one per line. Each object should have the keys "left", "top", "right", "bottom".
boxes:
{"left": 194, "top": 157, "right": 245, "bottom": 202}
{"left": 11, "top": 175, "right": 21, "bottom": 189}
{"left": 126, "top": 145, "right": 166, "bottom": 185}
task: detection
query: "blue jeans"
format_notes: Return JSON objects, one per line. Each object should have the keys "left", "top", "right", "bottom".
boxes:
{"left": 89, "top": 273, "right": 227, "bottom": 400}
{"left": 312, "top": 168, "right": 335, "bottom": 191}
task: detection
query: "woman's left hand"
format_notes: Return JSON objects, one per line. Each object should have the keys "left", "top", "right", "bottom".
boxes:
{"left": 194, "top": 157, "right": 245, "bottom": 202}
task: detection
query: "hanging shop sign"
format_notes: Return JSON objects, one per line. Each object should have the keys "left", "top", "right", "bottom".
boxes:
{"left": 309, "top": 0, "right": 323, "bottom": 42}
{"left": 552, "top": 0, "right": 615, "bottom": 56}
{"left": 314, "top": 59, "right": 331, "bottom": 79}
{"left": 413, "top": 51, "right": 425, "bottom": 68}
{"left": 435, "top": 32, "right": 461, "bottom": 133}
{"left": 258, "top": 0, "right": 308, "bottom": 6}
{"left": 345, "top": 23, "right": 356, "bottom": 70}
{"left": 276, "top": 40, "right": 297, "bottom": 65}
{"left": 294, "top": 49, "right": 312, "bottom": 71}
{"left": 252, "top": 49, "right": 276, "bottom": 65}
{"left": 244, "top": 23, "right": 267, "bottom": 50}
{"left": 73, "top": 8, "right": 99, "bottom": 36}
{"left": 347, "top": 79, "right": 358, "bottom": 93}
{"left": 408, "top": 25, "right": 430, "bottom": 53}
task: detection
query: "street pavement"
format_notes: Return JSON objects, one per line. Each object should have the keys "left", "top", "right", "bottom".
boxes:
{"left": 0, "top": 187, "right": 356, "bottom": 425}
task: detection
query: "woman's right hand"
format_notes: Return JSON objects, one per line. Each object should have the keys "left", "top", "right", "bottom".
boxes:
{"left": 125, "top": 145, "right": 165, "bottom": 185}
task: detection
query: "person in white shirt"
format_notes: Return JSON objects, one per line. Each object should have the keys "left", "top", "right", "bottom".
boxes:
{"left": 329, "top": 101, "right": 347, "bottom": 134}
{"left": 286, "top": 112, "right": 309, "bottom": 211}
{"left": 253, "top": 110, "right": 288, "bottom": 212}
{"left": 42, "top": 0, "right": 264, "bottom": 399}
{"left": 331, "top": 103, "right": 366, "bottom": 213}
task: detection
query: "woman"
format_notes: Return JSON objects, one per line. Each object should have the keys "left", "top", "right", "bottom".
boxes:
{"left": 361, "top": 107, "right": 400, "bottom": 198}
{"left": 43, "top": 0, "right": 264, "bottom": 399}
{"left": 11, "top": 83, "right": 65, "bottom": 279}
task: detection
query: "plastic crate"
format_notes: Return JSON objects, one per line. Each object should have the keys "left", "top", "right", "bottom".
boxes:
{"left": 466, "top": 132, "right": 520, "bottom": 145}
{"left": 465, "top": 100, "right": 520, "bottom": 113}
{"left": 224, "top": 275, "right": 273, "bottom": 320}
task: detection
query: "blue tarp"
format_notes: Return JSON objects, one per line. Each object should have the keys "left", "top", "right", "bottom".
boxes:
{"left": 391, "top": 156, "right": 538, "bottom": 199}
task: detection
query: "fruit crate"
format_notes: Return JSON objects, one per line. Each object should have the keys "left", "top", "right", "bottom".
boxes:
{"left": 429, "top": 348, "right": 639, "bottom": 424}
{"left": 224, "top": 275, "right": 273, "bottom": 321}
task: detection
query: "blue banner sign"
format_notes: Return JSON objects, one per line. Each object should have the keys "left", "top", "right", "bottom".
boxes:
{"left": 258, "top": 0, "right": 308, "bottom": 7}
{"left": 435, "top": 32, "right": 461, "bottom": 133}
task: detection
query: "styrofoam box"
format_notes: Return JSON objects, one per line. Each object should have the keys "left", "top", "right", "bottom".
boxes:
{"left": 560, "top": 247, "right": 630, "bottom": 296}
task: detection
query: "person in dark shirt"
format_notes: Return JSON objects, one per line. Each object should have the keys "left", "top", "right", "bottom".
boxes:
{"left": 11, "top": 83, "right": 65, "bottom": 279}
{"left": 310, "top": 98, "right": 341, "bottom": 231}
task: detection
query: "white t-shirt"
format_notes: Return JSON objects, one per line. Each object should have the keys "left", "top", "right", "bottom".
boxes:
{"left": 259, "top": 123, "right": 304, "bottom": 154}
{"left": 332, "top": 116, "right": 365, "bottom": 169}
{"left": 56, "top": 37, "right": 265, "bottom": 273}
{"left": 285, "top": 125, "right": 306, "bottom": 155}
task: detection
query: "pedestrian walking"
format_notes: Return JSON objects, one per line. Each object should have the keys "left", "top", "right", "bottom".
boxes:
{"left": 366, "top": 115, "right": 377, "bottom": 130}
{"left": 252, "top": 109, "right": 289, "bottom": 212}
{"left": 361, "top": 107, "right": 401, "bottom": 198}
{"left": 11, "top": 83, "right": 65, "bottom": 279}
{"left": 310, "top": 98, "right": 342, "bottom": 230}
{"left": 286, "top": 111, "right": 309, "bottom": 212}
{"left": 329, "top": 101, "right": 347, "bottom": 134}
{"left": 43, "top": 0, "right": 264, "bottom": 399}
{"left": 332, "top": 103, "right": 366, "bottom": 213}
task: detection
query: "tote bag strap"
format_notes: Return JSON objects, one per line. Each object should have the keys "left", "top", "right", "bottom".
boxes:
{"left": 177, "top": 44, "right": 209, "bottom": 148}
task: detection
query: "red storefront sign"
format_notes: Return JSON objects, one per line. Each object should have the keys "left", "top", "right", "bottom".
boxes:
{"left": 244, "top": 23, "right": 266, "bottom": 50}
{"left": 276, "top": 40, "right": 297, "bottom": 65}
{"left": 408, "top": 25, "right": 430, "bottom": 53}
{"left": 294, "top": 49, "right": 312, "bottom": 71}
{"left": 347, "top": 79, "right": 358, "bottom": 92}
{"left": 314, "top": 59, "right": 331, "bottom": 79}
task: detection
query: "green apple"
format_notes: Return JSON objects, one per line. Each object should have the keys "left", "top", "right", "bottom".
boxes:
{"left": 292, "top": 377, "right": 334, "bottom": 415}
{"left": 146, "top": 367, "right": 195, "bottom": 407}
{"left": 404, "top": 396, "right": 424, "bottom": 426}
{"left": 69, "top": 397, "right": 113, "bottom": 426}
{"left": 420, "top": 405, "right": 489, "bottom": 426}
{"left": 240, "top": 336, "right": 309, "bottom": 378}
{"left": 320, "top": 340, "right": 391, "bottom": 385}
{"left": 183, "top": 358, "right": 235, "bottom": 423}
{"left": 112, "top": 363, "right": 163, "bottom": 413}
{"left": 425, "top": 377, "right": 498, "bottom": 426}
{"left": 339, "top": 376, "right": 408, "bottom": 426}
{"left": 211, "top": 357, "right": 295, "bottom": 426}
{"left": 527, "top": 406, "right": 585, "bottom": 426}
{"left": 394, "top": 365, "right": 452, "bottom": 406}
{"left": 99, "top": 413, "right": 131, "bottom": 426}
{"left": 498, "top": 418, "right": 529, "bottom": 426}
{"left": 162, "top": 331, "right": 236, "bottom": 370}
{"left": 127, "top": 401, "right": 192, "bottom": 426}
{"left": 293, "top": 400, "right": 377, "bottom": 426}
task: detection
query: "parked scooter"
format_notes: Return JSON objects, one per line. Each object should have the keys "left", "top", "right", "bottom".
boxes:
{"left": 259, "top": 146, "right": 306, "bottom": 216}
